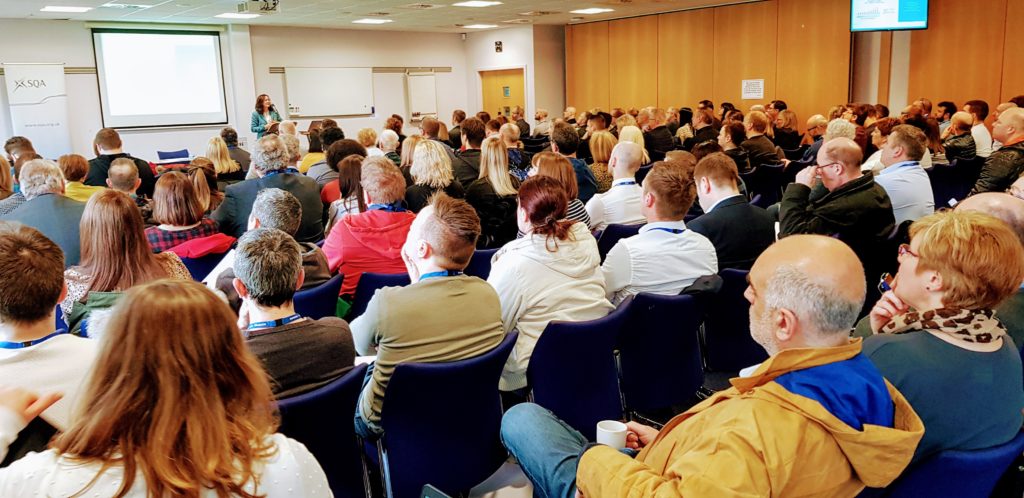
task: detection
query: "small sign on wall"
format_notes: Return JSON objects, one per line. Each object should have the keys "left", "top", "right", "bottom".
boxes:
{"left": 503, "top": 86, "right": 511, "bottom": 98}
{"left": 741, "top": 79, "right": 765, "bottom": 100}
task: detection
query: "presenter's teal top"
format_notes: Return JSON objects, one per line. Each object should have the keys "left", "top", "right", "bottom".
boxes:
{"left": 251, "top": 109, "right": 282, "bottom": 139}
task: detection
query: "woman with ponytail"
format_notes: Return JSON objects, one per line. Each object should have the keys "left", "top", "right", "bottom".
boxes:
{"left": 486, "top": 175, "right": 614, "bottom": 394}
{"left": 186, "top": 158, "right": 223, "bottom": 213}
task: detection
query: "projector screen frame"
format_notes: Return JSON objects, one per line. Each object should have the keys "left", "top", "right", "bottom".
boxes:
{"left": 850, "top": 0, "right": 929, "bottom": 33}
{"left": 91, "top": 28, "right": 230, "bottom": 130}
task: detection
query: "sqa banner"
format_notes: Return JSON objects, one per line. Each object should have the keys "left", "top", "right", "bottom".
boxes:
{"left": 2, "top": 63, "right": 72, "bottom": 159}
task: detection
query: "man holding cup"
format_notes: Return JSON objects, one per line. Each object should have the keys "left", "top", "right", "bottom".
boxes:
{"left": 500, "top": 235, "right": 924, "bottom": 497}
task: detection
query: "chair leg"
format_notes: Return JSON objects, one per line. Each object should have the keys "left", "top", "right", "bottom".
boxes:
{"left": 377, "top": 440, "right": 393, "bottom": 498}
{"left": 356, "top": 435, "right": 378, "bottom": 498}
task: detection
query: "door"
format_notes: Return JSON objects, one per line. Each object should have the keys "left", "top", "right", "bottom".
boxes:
{"left": 480, "top": 68, "right": 525, "bottom": 118}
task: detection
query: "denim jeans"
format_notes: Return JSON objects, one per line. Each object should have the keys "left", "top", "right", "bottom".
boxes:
{"left": 499, "top": 403, "right": 590, "bottom": 498}
{"left": 353, "top": 362, "right": 382, "bottom": 439}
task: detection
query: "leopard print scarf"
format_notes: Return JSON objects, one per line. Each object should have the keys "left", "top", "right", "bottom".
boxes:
{"left": 879, "top": 308, "right": 1007, "bottom": 344}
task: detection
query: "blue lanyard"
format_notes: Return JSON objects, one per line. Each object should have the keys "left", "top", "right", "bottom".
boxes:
{"left": 649, "top": 227, "right": 686, "bottom": 234}
{"left": 614, "top": 181, "right": 638, "bottom": 187}
{"left": 264, "top": 168, "right": 299, "bottom": 177}
{"left": 420, "top": 270, "right": 463, "bottom": 281}
{"left": 247, "top": 313, "right": 303, "bottom": 331}
{"left": 368, "top": 202, "right": 407, "bottom": 212}
{"left": 0, "top": 329, "right": 69, "bottom": 349}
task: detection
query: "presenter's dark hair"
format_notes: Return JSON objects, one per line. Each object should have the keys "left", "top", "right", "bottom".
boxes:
{"left": 255, "top": 94, "right": 272, "bottom": 113}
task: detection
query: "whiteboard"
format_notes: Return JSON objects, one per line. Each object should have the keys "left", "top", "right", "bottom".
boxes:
{"left": 283, "top": 67, "right": 374, "bottom": 117}
{"left": 406, "top": 73, "right": 437, "bottom": 121}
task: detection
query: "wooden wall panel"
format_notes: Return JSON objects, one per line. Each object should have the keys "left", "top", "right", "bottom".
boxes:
{"left": 908, "top": 0, "right": 1006, "bottom": 114}
{"left": 776, "top": 0, "right": 850, "bottom": 133}
{"left": 712, "top": 1, "right": 778, "bottom": 111}
{"left": 608, "top": 16, "right": 659, "bottom": 110}
{"left": 657, "top": 8, "right": 715, "bottom": 109}
{"left": 565, "top": 22, "right": 609, "bottom": 112}
{"left": 1001, "top": 0, "right": 1024, "bottom": 102}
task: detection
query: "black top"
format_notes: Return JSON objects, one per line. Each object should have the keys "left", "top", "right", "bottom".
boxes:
{"left": 740, "top": 135, "right": 781, "bottom": 170}
{"left": 516, "top": 118, "right": 531, "bottom": 138}
{"left": 683, "top": 125, "right": 718, "bottom": 151}
{"left": 211, "top": 172, "right": 324, "bottom": 243}
{"left": 246, "top": 317, "right": 356, "bottom": 398}
{"left": 449, "top": 125, "right": 463, "bottom": 151}
{"left": 724, "top": 147, "right": 752, "bottom": 174}
{"left": 453, "top": 149, "right": 482, "bottom": 188}
{"left": 228, "top": 146, "right": 252, "bottom": 172}
{"left": 465, "top": 176, "right": 520, "bottom": 249}
{"left": 688, "top": 195, "right": 775, "bottom": 271}
{"left": 405, "top": 182, "right": 465, "bottom": 213}
{"left": 941, "top": 133, "right": 977, "bottom": 164}
{"left": 85, "top": 153, "right": 156, "bottom": 198}
{"left": 643, "top": 126, "right": 676, "bottom": 162}
{"left": 772, "top": 128, "right": 803, "bottom": 151}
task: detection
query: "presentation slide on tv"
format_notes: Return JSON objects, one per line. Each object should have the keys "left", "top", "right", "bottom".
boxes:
{"left": 851, "top": 0, "right": 928, "bottom": 32}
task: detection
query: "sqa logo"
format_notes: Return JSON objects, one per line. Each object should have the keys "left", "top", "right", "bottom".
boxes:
{"left": 13, "top": 79, "right": 46, "bottom": 92}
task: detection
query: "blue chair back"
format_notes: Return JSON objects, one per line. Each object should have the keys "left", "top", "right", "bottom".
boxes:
{"left": 878, "top": 431, "right": 1024, "bottom": 497}
{"left": 700, "top": 269, "right": 769, "bottom": 372}
{"left": 277, "top": 363, "right": 368, "bottom": 498}
{"left": 596, "top": 224, "right": 642, "bottom": 263}
{"left": 157, "top": 149, "right": 189, "bottom": 160}
{"left": 294, "top": 274, "right": 344, "bottom": 319}
{"left": 180, "top": 252, "right": 227, "bottom": 281}
{"left": 618, "top": 293, "right": 705, "bottom": 415}
{"left": 528, "top": 303, "right": 628, "bottom": 440}
{"left": 741, "top": 162, "right": 787, "bottom": 207}
{"left": 464, "top": 248, "right": 497, "bottom": 280}
{"left": 782, "top": 145, "right": 808, "bottom": 161}
{"left": 926, "top": 157, "right": 983, "bottom": 209}
{"left": 55, "top": 305, "right": 67, "bottom": 330}
{"left": 377, "top": 333, "right": 517, "bottom": 498}
{"left": 346, "top": 273, "right": 411, "bottom": 321}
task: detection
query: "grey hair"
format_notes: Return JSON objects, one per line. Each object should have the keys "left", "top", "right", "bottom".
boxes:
{"left": 19, "top": 159, "right": 64, "bottom": 199}
{"left": 824, "top": 119, "right": 857, "bottom": 141}
{"left": 764, "top": 265, "right": 863, "bottom": 337}
{"left": 280, "top": 134, "right": 302, "bottom": 163}
{"left": 251, "top": 188, "right": 302, "bottom": 236}
{"left": 379, "top": 129, "right": 400, "bottom": 151}
{"left": 253, "top": 135, "right": 288, "bottom": 174}
{"left": 232, "top": 227, "right": 303, "bottom": 307}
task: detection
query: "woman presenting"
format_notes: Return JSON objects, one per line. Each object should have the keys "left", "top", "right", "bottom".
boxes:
{"left": 250, "top": 94, "right": 282, "bottom": 139}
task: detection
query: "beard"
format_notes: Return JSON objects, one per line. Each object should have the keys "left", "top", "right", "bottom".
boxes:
{"left": 749, "top": 306, "right": 779, "bottom": 357}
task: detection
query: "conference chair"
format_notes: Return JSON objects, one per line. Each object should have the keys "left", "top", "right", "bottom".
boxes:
{"left": 277, "top": 363, "right": 369, "bottom": 498}
{"left": 368, "top": 333, "right": 517, "bottom": 498}
{"left": 926, "top": 157, "right": 984, "bottom": 209}
{"left": 346, "top": 273, "right": 411, "bottom": 321}
{"left": 617, "top": 293, "right": 705, "bottom": 420}
{"left": 527, "top": 302, "right": 630, "bottom": 440}
{"left": 156, "top": 148, "right": 189, "bottom": 161}
{"left": 180, "top": 252, "right": 227, "bottom": 281}
{"left": 596, "top": 223, "right": 642, "bottom": 263}
{"left": 700, "top": 269, "right": 769, "bottom": 372}
{"left": 294, "top": 274, "right": 344, "bottom": 319}
{"left": 782, "top": 145, "right": 808, "bottom": 161}
{"left": 740, "top": 162, "right": 787, "bottom": 207}
{"left": 521, "top": 136, "right": 550, "bottom": 154}
{"left": 464, "top": 248, "right": 498, "bottom": 280}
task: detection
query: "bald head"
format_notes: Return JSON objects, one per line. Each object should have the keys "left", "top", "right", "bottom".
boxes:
{"left": 817, "top": 137, "right": 863, "bottom": 173}
{"left": 609, "top": 141, "right": 643, "bottom": 175}
{"left": 996, "top": 108, "right": 1024, "bottom": 142}
{"left": 956, "top": 193, "right": 1024, "bottom": 247}
{"left": 951, "top": 111, "right": 974, "bottom": 131}
{"left": 996, "top": 102, "right": 1018, "bottom": 116}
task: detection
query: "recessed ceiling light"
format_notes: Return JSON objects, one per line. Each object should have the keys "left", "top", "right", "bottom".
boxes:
{"left": 453, "top": 1, "right": 502, "bottom": 7}
{"left": 215, "top": 12, "right": 260, "bottom": 19}
{"left": 464, "top": 24, "right": 497, "bottom": 28}
{"left": 570, "top": 8, "right": 614, "bottom": 14}
{"left": 41, "top": 6, "right": 92, "bottom": 13}
{"left": 353, "top": 18, "right": 394, "bottom": 24}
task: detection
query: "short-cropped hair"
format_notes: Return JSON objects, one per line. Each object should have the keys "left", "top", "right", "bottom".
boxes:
{"left": 253, "top": 135, "right": 288, "bottom": 174}
{"left": 4, "top": 136, "right": 33, "bottom": 157}
{"left": 326, "top": 139, "right": 368, "bottom": 173}
{"left": 745, "top": 111, "right": 770, "bottom": 133}
{"left": 421, "top": 193, "right": 481, "bottom": 269}
{"left": 965, "top": 99, "right": 990, "bottom": 121}
{"left": 220, "top": 127, "right": 239, "bottom": 146}
{"left": 460, "top": 117, "right": 486, "bottom": 148}
{"left": 58, "top": 154, "right": 89, "bottom": 182}
{"left": 108, "top": 158, "right": 139, "bottom": 191}
{"left": 280, "top": 134, "right": 301, "bottom": 163}
{"left": 421, "top": 118, "right": 441, "bottom": 138}
{"left": 19, "top": 159, "right": 64, "bottom": 199}
{"left": 0, "top": 222, "right": 64, "bottom": 323}
{"left": 765, "top": 264, "right": 864, "bottom": 336}
{"left": 361, "top": 156, "right": 406, "bottom": 204}
{"left": 357, "top": 128, "right": 378, "bottom": 148}
{"left": 319, "top": 126, "right": 346, "bottom": 150}
{"left": 694, "top": 152, "right": 739, "bottom": 189}
{"left": 379, "top": 129, "right": 400, "bottom": 150}
{"left": 723, "top": 121, "right": 746, "bottom": 146}
{"left": 887, "top": 125, "right": 927, "bottom": 161}
{"left": 233, "top": 227, "right": 303, "bottom": 308}
{"left": 910, "top": 210, "right": 1024, "bottom": 310}
{"left": 94, "top": 128, "right": 122, "bottom": 150}
{"left": 252, "top": 188, "right": 301, "bottom": 236}
{"left": 643, "top": 160, "right": 696, "bottom": 219}
{"left": 550, "top": 121, "right": 580, "bottom": 155}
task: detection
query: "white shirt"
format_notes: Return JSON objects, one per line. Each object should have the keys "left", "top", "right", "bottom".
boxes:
{"left": 600, "top": 220, "right": 719, "bottom": 305}
{"left": 0, "top": 333, "right": 97, "bottom": 430}
{"left": 972, "top": 123, "right": 993, "bottom": 158}
{"left": 874, "top": 160, "right": 935, "bottom": 224}
{"left": 585, "top": 178, "right": 645, "bottom": 231}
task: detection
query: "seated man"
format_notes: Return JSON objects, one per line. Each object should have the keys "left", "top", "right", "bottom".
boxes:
{"left": 106, "top": 158, "right": 154, "bottom": 225}
{"left": 970, "top": 107, "right": 1024, "bottom": 194}
{"left": 323, "top": 157, "right": 415, "bottom": 298}
{"left": 740, "top": 110, "right": 782, "bottom": 170}
{"left": 502, "top": 235, "right": 923, "bottom": 496}
{"left": 209, "top": 188, "right": 332, "bottom": 312}
{"left": 874, "top": 125, "right": 934, "bottom": 224}
{"left": 550, "top": 121, "right": 599, "bottom": 204}
{"left": 452, "top": 117, "right": 486, "bottom": 188}
{"left": 1, "top": 160, "right": 87, "bottom": 266}
{"left": 939, "top": 111, "right": 977, "bottom": 164}
{"left": 351, "top": 193, "right": 505, "bottom": 437}
{"left": 85, "top": 128, "right": 157, "bottom": 198}
{"left": 689, "top": 152, "right": 775, "bottom": 270}
{"left": 638, "top": 107, "right": 675, "bottom": 162}
{"left": 585, "top": 142, "right": 646, "bottom": 231}
{"left": 304, "top": 126, "right": 346, "bottom": 183}
{"left": 222, "top": 127, "right": 251, "bottom": 173}
{"left": 601, "top": 161, "right": 717, "bottom": 305}
{"left": 233, "top": 227, "right": 355, "bottom": 398}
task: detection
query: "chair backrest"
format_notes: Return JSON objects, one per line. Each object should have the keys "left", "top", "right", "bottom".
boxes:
{"left": 926, "top": 158, "right": 982, "bottom": 209}
{"left": 618, "top": 293, "right": 705, "bottom": 414}
{"left": 880, "top": 431, "right": 1024, "bottom": 498}
{"left": 464, "top": 248, "right": 497, "bottom": 280}
{"left": 379, "top": 333, "right": 517, "bottom": 498}
{"left": 294, "top": 273, "right": 344, "bottom": 319}
{"left": 180, "top": 251, "right": 228, "bottom": 281}
{"left": 528, "top": 303, "right": 628, "bottom": 440}
{"left": 596, "top": 223, "right": 642, "bottom": 263}
{"left": 700, "top": 269, "right": 769, "bottom": 372}
{"left": 277, "top": 363, "right": 369, "bottom": 498}
{"left": 157, "top": 149, "right": 189, "bottom": 160}
{"left": 346, "top": 272, "right": 411, "bottom": 321}
{"left": 743, "top": 162, "right": 787, "bottom": 206}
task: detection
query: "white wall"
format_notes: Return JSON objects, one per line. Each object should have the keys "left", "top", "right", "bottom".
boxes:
{"left": 532, "top": 25, "right": 566, "bottom": 123}
{"left": 464, "top": 26, "right": 535, "bottom": 118}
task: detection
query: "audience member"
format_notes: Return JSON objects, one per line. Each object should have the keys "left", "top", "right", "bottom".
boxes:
{"left": 533, "top": 108, "right": 551, "bottom": 137}
{"left": 398, "top": 135, "right": 425, "bottom": 186}
{"left": 802, "top": 114, "right": 829, "bottom": 159}
{"left": 683, "top": 107, "right": 717, "bottom": 151}
{"left": 861, "top": 118, "right": 899, "bottom": 172}
{"left": 323, "top": 157, "right": 414, "bottom": 298}
{"left": 0, "top": 157, "right": 12, "bottom": 202}
{"left": 511, "top": 105, "right": 530, "bottom": 137}
{"left": 85, "top": 128, "right": 156, "bottom": 198}
{"left": 588, "top": 130, "right": 617, "bottom": 192}
{"left": 325, "top": 155, "right": 367, "bottom": 236}
{"left": 940, "top": 111, "right": 978, "bottom": 163}
{"left": 488, "top": 176, "right": 613, "bottom": 392}
{"left": 616, "top": 125, "right": 651, "bottom": 166}
{"left": 386, "top": 115, "right": 406, "bottom": 153}
{"left": 741, "top": 111, "right": 782, "bottom": 170}
{"left": 563, "top": 106, "right": 578, "bottom": 125}
{"left": 221, "top": 127, "right": 251, "bottom": 173}
{"left": 690, "top": 153, "right": 775, "bottom": 270}
{"left": 773, "top": 109, "right": 802, "bottom": 150}
{"left": 449, "top": 109, "right": 466, "bottom": 150}
{"left": 318, "top": 139, "right": 368, "bottom": 205}
{"left": 934, "top": 101, "right": 956, "bottom": 134}
{"left": 304, "top": 126, "right": 347, "bottom": 186}
{"left": 453, "top": 117, "right": 486, "bottom": 187}
{"left": 187, "top": 157, "right": 223, "bottom": 213}
{"left": 299, "top": 129, "right": 326, "bottom": 174}
{"left": 58, "top": 154, "right": 104, "bottom": 203}
{"left": 106, "top": 158, "right": 152, "bottom": 223}
{"left": 466, "top": 136, "right": 520, "bottom": 248}
{"left": 477, "top": 111, "right": 492, "bottom": 125}
{"left": 549, "top": 121, "right": 599, "bottom": 203}
{"left": 145, "top": 172, "right": 219, "bottom": 253}
{"left": 485, "top": 119, "right": 502, "bottom": 138}
{"left": 964, "top": 99, "right": 994, "bottom": 158}
{"left": 718, "top": 121, "right": 752, "bottom": 173}
{"left": 585, "top": 142, "right": 646, "bottom": 231}
{"left": 971, "top": 107, "right": 1024, "bottom": 194}
{"left": 351, "top": 193, "right": 504, "bottom": 436}
{"left": 577, "top": 112, "right": 608, "bottom": 163}
{"left": 1, "top": 159, "right": 85, "bottom": 266}
{"left": 992, "top": 103, "right": 1019, "bottom": 149}
{"left": 3, "top": 136, "right": 34, "bottom": 165}
{"left": 528, "top": 152, "right": 592, "bottom": 228}
{"left": 406, "top": 140, "right": 465, "bottom": 213}
{"left": 206, "top": 136, "right": 245, "bottom": 182}
{"left": 500, "top": 123, "right": 530, "bottom": 180}
{"left": 379, "top": 129, "right": 402, "bottom": 167}
{"left": 213, "top": 135, "right": 324, "bottom": 243}
{"left": 874, "top": 125, "right": 935, "bottom": 224}
{"left": 358, "top": 128, "right": 382, "bottom": 157}
{"left": 639, "top": 107, "right": 675, "bottom": 162}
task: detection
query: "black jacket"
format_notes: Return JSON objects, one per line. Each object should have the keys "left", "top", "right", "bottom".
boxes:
{"left": 1, "top": 193, "right": 86, "bottom": 266}
{"left": 86, "top": 153, "right": 156, "bottom": 198}
{"left": 941, "top": 133, "right": 977, "bottom": 164}
{"left": 773, "top": 128, "right": 803, "bottom": 151}
{"left": 644, "top": 126, "right": 676, "bottom": 162}
{"left": 449, "top": 125, "right": 463, "bottom": 150}
{"left": 688, "top": 195, "right": 775, "bottom": 271}
{"left": 212, "top": 172, "right": 324, "bottom": 243}
{"left": 971, "top": 141, "right": 1024, "bottom": 194}
{"left": 405, "top": 182, "right": 465, "bottom": 213}
{"left": 683, "top": 125, "right": 719, "bottom": 152}
{"left": 516, "top": 118, "right": 531, "bottom": 138}
{"left": 724, "top": 147, "right": 752, "bottom": 174}
{"left": 465, "top": 176, "right": 520, "bottom": 248}
{"left": 740, "top": 135, "right": 781, "bottom": 170}
{"left": 453, "top": 149, "right": 482, "bottom": 188}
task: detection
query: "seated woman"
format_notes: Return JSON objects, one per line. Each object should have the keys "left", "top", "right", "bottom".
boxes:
{"left": 145, "top": 171, "right": 219, "bottom": 253}
{"left": 186, "top": 157, "right": 223, "bottom": 213}
{"left": 861, "top": 118, "right": 899, "bottom": 173}
{"left": 358, "top": 128, "right": 383, "bottom": 157}
{"left": 466, "top": 136, "right": 520, "bottom": 249}
{"left": 58, "top": 154, "right": 105, "bottom": 203}
{"left": 398, "top": 135, "right": 425, "bottom": 186}
{"left": 528, "top": 152, "right": 592, "bottom": 229}
{"left": 859, "top": 210, "right": 1024, "bottom": 464}
{"left": 772, "top": 109, "right": 803, "bottom": 150}
{"left": 61, "top": 190, "right": 190, "bottom": 334}
{"left": 298, "top": 128, "right": 325, "bottom": 173}
{"left": 325, "top": 154, "right": 367, "bottom": 236}
{"left": 588, "top": 131, "right": 617, "bottom": 193}
{"left": 206, "top": 136, "right": 246, "bottom": 182}
{"left": 487, "top": 176, "right": 613, "bottom": 393}
{"left": 0, "top": 280, "right": 331, "bottom": 495}
{"left": 500, "top": 123, "right": 530, "bottom": 180}
{"left": 319, "top": 139, "right": 368, "bottom": 205}
{"left": 405, "top": 140, "right": 465, "bottom": 213}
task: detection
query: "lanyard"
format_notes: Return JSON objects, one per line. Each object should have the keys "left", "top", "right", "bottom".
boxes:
{"left": 0, "top": 329, "right": 69, "bottom": 350}
{"left": 247, "top": 313, "right": 303, "bottom": 331}
{"left": 648, "top": 227, "right": 686, "bottom": 235}
{"left": 264, "top": 168, "right": 299, "bottom": 177}
{"left": 368, "top": 202, "right": 407, "bottom": 212}
{"left": 614, "top": 180, "right": 638, "bottom": 187}
{"left": 420, "top": 270, "right": 463, "bottom": 281}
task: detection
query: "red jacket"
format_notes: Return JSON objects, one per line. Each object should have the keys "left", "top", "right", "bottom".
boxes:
{"left": 323, "top": 210, "right": 415, "bottom": 296}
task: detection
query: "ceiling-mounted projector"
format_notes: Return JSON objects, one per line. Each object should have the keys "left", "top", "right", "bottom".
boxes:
{"left": 237, "top": 0, "right": 281, "bottom": 15}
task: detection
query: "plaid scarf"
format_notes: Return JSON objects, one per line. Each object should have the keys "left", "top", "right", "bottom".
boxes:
{"left": 879, "top": 308, "right": 1007, "bottom": 345}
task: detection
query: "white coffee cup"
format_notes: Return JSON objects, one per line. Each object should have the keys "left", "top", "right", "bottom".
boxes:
{"left": 596, "top": 420, "right": 628, "bottom": 449}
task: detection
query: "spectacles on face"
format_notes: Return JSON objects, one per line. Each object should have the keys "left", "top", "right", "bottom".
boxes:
{"left": 897, "top": 243, "right": 919, "bottom": 258}
{"left": 815, "top": 162, "right": 841, "bottom": 172}
{"left": 1010, "top": 184, "right": 1024, "bottom": 200}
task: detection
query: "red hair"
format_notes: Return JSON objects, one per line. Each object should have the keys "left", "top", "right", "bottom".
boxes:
{"left": 517, "top": 176, "right": 574, "bottom": 251}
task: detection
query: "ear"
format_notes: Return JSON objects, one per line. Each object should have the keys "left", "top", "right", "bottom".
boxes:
{"left": 550, "top": 142, "right": 560, "bottom": 154}
{"left": 233, "top": 277, "right": 249, "bottom": 300}
{"left": 295, "top": 269, "right": 306, "bottom": 291}
{"left": 774, "top": 308, "right": 799, "bottom": 344}
{"left": 643, "top": 191, "right": 656, "bottom": 209}
{"left": 417, "top": 239, "right": 431, "bottom": 260}
{"left": 133, "top": 178, "right": 142, "bottom": 190}
{"left": 699, "top": 177, "right": 712, "bottom": 194}
{"left": 105, "top": 179, "right": 113, "bottom": 188}
{"left": 927, "top": 270, "right": 944, "bottom": 293}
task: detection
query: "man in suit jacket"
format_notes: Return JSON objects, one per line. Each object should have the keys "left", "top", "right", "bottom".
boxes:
{"left": 85, "top": 128, "right": 156, "bottom": 198}
{"left": 512, "top": 105, "right": 531, "bottom": 138}
{"left": 689, "top": 153, "right": 775, "bottom": 271}
{"left": 212, "top": 135, "right": 324, "bottom": 243}
{"left": 1, "top": 159, "right": 86, "bottom": 266}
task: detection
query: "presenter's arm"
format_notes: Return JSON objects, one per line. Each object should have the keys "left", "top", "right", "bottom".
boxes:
{"left": 250, "top": 111, "right": 265, "bottom": 135}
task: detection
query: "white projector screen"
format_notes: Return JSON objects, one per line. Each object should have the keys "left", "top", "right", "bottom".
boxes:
{"left": 851, "top": 0, "right": 929, "bottom": 32}
{"left": 93, "top": 29, "right": 228, "bottom": 128}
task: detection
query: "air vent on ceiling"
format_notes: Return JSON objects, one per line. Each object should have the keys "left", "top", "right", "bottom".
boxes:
{"left": 366, "top": 11, "right": 392, "bottom": 16}
{"left": 518, "top": 11, "right": 560, "bottom": 16}
{"left": 502, "top": 18, "right": 532, "bottom": 24}
{"left": 399, "top": 3, "right": 443, "bottom": 9}
{"left": 101, "top": 2, "right": 152, "bottom": 9}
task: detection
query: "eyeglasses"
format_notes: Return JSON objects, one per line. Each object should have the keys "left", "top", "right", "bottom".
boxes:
{"left": 815, "top": 162, "right": 841, "bottom": 171}
{"left": 1009, "top": 185, "right": 1024, "bottom": 201}
{"left": 897, "top": 243, "right": 919, "bottom": 258}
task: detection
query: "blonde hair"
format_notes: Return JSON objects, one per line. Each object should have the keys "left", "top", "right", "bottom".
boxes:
{"left": 479, "top": 136, "right": 517, "bottom": 196}
{"left": 0, "top": 156, "right": 12, "bottom": 199}
{"left": 361, "top": 156, "right": 407, "bottom": 204}
{"left": 206, "top": 136, "right": 240, "bottom": 175}
{"left": 617, "top": 126, "right": 650, "bottom": 164}
{"left": 910, "top": 210, "right": 1024, "bottom": 309}
{"left": 357, "top": 128, "right": 378, "bottom": 149}
{"left": 400, "top": 135, "right": 425, "bottom": 168}
{"left": 411, "top": 140, "right": 454, "bottom": 188}
{"left": 590, "top": 131, "right": 617, "bottom": 166}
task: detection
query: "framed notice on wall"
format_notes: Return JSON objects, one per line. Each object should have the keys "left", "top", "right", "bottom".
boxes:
{"left": 742, "top": 79, "right": 765, "bottom": 100}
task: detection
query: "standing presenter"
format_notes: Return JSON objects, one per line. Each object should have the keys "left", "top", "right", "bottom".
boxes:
{"left": 251, "top": 94, "right": 282, "bottom": 139}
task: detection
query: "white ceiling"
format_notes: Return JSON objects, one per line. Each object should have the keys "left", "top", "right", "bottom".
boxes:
{"left": 0, "top": 0, "right": 756, "bottom": 33}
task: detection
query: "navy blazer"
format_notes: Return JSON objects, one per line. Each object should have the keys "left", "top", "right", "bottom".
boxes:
{"left": 1, "top": 194, "right": 86, "bottom": 266}
{"left": 687, "top": 195, "right": 776, "bottom": 271}
{"left": 211, "top": 172, "right": 324, "bottom": 243}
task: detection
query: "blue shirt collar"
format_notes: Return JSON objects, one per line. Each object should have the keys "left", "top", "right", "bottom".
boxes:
{"left": 877, "top": 160, "right": 920, "bottom": 175}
